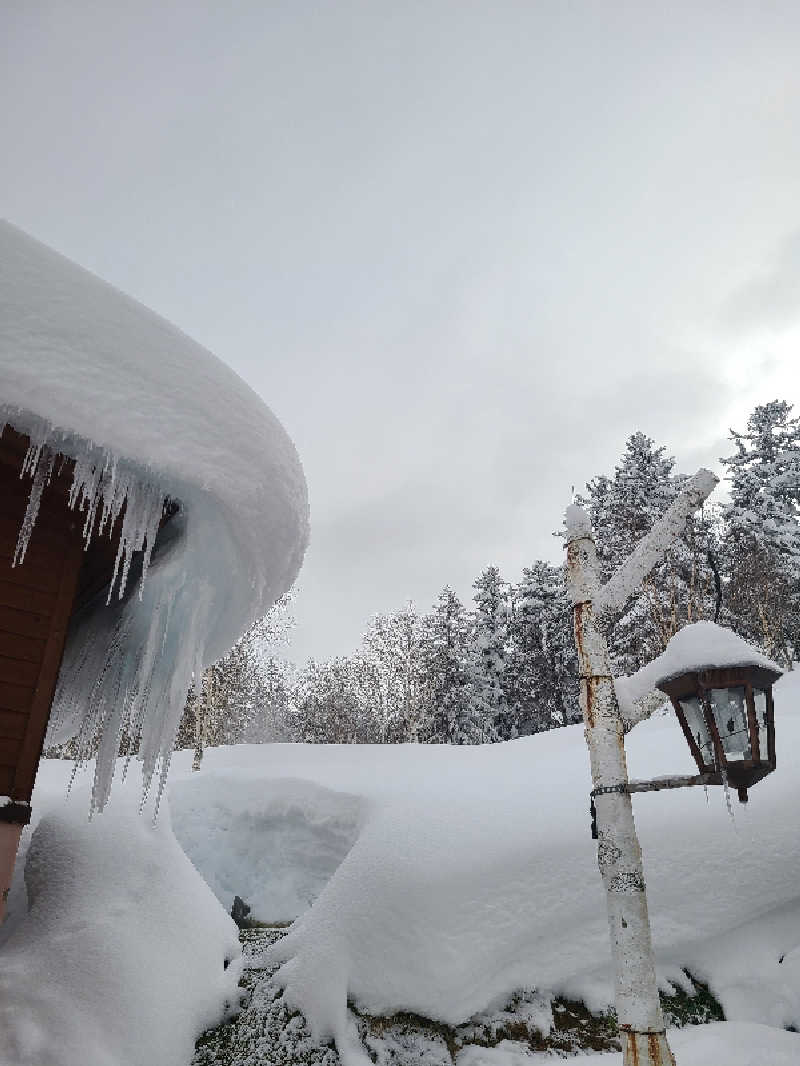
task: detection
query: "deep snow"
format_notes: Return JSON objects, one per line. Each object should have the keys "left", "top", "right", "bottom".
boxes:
{"left": 0, "top": 768, "right": 242, "bottom": 1066}
{"left": 457, "top": 1023, "right": 800, "bottom": 1066}
{"left": 176, "top": 676, "right": 800, "bottom": 1063}
{"left": 2, "top": 673, "right": 798, "bottom": 1066}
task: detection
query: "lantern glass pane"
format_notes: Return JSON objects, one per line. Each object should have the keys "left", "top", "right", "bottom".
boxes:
{"left": 679, "top": 695, "right": 715, "bottom": 767}
{"left": 754, "top": 688, "right": 769, "bottom": 763}
{"left": 709, "top": 687, "right": 751, "bottom": 761}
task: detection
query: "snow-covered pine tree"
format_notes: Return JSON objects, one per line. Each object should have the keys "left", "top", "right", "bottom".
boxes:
{"left": 288, "top": 655, "right": 380, "bottom": 744}
{"left": 577, "top": 431, "right": 716, "bottom": 674}
{"left": 470, "top": 567, "right": 511, "bottom": 740}
{"left": 721, "top": 400, "right": 800, "bottom": 665}
{"left": 421, "top": 587, "right": 490, "bottom": 744}
{"left": 506, "top": 562, "right": 578, "bottom": 735}
{"left": 361, "top": 604, "right": 428, "bottom": 742}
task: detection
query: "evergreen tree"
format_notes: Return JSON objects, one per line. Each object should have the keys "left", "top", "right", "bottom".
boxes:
{"left": 470, "top": 567, "right": 511, "bottom": 740}
{"left": 577, "top": 431, "right": 716, "bottom": 674}
{"left": 289, "top": 656, "right": 380, "bottom": 744}
{"left": 361, "top": 604, "right": 428, "bottom": 742}
{"left": 524, "top": 562, "right": 579, "bottom": 729}
{"left": 422, "top": 587, "right": 489, "bottom": 744}
{"left": 721, "top": 400, "right": 800, "bottom": 665}
{"left": 506, "top": 562, "right": 578, "bottom": 735}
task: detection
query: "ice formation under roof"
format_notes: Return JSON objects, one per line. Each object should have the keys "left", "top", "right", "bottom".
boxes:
{"left": 0, "top": 220, "right": 309, "bottom": 808}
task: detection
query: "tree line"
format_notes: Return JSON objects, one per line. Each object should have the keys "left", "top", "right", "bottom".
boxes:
{"left": 49, "top": 398, "right": 798, "bottom": 758}
{"left": 179, "top": 399, "right": 800, "bottom": 751}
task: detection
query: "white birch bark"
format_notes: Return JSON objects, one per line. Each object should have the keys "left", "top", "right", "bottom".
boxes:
{"left": 564, "top": 472, "right": 718, "bottom": 1065}
{"left": 566, "top": 512, "right": 675, "bottom": 1066}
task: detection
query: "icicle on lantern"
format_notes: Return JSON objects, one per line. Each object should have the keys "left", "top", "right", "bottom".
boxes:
{"left": 657, "top": 663, "right": 781, "bottom": 804}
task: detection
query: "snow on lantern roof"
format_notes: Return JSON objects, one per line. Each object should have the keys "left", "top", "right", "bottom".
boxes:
{"left": 619, "top": 621, "right": 781, "bottom": 705}
{"left": 0, "top": 220, "right": 309, "bottom": 810}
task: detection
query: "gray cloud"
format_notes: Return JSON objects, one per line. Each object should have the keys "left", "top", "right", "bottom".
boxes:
{"left": 3, "top": 2, "right": 800, "bottom": 660}
{"left": 722, "top": 232, "right": 800, "bottom": 336}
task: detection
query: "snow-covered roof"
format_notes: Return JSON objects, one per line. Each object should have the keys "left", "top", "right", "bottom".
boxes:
{"left": 621, "top": 621, "right": 782, "bottom": 703}
{"left": 0, "top": 220, "right": 309, "bottom": 808}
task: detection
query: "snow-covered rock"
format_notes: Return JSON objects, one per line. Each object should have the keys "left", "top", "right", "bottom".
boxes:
{"left": 0, "top": 220, "right": 309, "bottom": 808}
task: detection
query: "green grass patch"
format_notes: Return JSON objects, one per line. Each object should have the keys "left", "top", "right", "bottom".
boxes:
{"left": 660, "top": 970, "right": 725, "bottom": 1028}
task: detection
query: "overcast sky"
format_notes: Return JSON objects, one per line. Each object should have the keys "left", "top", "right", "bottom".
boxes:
{"left": 3, "top": 3, "right": 800, "bottom": 661}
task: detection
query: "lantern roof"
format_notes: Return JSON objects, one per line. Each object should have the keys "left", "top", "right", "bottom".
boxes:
{"left": 619, "top": 621, "right": 782, "bottom": 704}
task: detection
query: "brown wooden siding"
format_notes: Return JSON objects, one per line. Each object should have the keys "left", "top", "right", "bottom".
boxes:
{"left": 0, "top": 427, "right": 87, "bottom": 801}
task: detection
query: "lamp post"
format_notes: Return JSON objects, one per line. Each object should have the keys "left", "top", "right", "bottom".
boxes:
{"left": 564, "top": 468, "right": 719, "bottom": 1066}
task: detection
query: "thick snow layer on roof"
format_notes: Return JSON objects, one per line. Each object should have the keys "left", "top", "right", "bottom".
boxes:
{"left": 618, "top": 621, "right": 782, "bottom": 704}
{"left": 0, "top": 771, "right": 242, "bottom": 1066}
{"left": 0, "top": 220, "right": 309, "bottom": 807}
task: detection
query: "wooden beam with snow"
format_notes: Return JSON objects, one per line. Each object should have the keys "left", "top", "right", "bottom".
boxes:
{"left": 594, "top": 468, "right": 719, "bottom": 619}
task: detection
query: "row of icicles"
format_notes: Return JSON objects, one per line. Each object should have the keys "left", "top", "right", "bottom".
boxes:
{"left": 7, "top": 420, "right": 167, "bottom": 603}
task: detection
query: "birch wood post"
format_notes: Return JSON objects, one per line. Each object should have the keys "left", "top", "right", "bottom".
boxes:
{"left": 564, "top": 469, "right": 718, "bottom": 1066}
{"left": 566, "top": 508, "right": 674, "bottom": 1066}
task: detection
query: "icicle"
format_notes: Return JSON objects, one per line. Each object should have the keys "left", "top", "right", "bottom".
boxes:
{"left": 720, "top": 765, "right": 735, "bottom": 823}
{"left": 11, "top": 415, "right": 169, "bottom": 604}
{"left": 19, "top": 424, "right": 50, "bottom": 479}
{"left": 106, "top": 476, "right": 165, "bottom": 604}
{"left": 1, "top": 408, "right": 247, "bottom": 818}
{"left": 14, "top": 444, "right": 56, "bottom": 565}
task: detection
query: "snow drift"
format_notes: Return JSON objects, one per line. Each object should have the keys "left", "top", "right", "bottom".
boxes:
{"left": 5, "top": 675, "right": 798, "bottom": 1066}
{"left": 0, "top": 220, "right": 309, "bottom": 808}
{"left": 0, "top": 770, "right": 242, "bottom": 1066}
{"left": 165, "top": 675, "right": 800, "bottom": 1065}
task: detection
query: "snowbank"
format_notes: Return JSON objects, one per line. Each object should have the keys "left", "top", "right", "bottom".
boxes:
{"left": 457, "top": 1022, "right": 800, "bottom": 1065}
{"left": 0, "top": 770, "right": 241, "bottom": 1066}
{"left": 8, "top": 673, "right": 798, "bottom": 1066}
{"left": 0, "top": 220, "right": 309, "bottom": 807}
{"left": 163, "top": 674, "right": 800, "bottom": 1064}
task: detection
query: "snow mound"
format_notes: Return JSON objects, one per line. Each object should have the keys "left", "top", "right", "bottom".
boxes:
{"left": 227, "top": 676, "right": 794, "bottom": 1065}
{"left": 11, "top": 673, "right": 800, "bottom": 1066}
{"left": 619, "top": 621, "right": 782, "bottom": 703}
{"left": 0, "top": 220, "right": 309, "bottom": 808}
{"left": 457, "top": 1022, "right": 800, "bottom": 1065}
{"left": 0, "top": 774, "right": 242, "bottom": 1066}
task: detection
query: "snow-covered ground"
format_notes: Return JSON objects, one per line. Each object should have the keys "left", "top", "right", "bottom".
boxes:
{"left": 459, "top": 1023, "right": 800, "bottom": 1066}
{"left": 1, "top": 671, "right": 798, "bottom": 1065}
{"left": 0, "top": 770, "right": 242, "bottom": 1066}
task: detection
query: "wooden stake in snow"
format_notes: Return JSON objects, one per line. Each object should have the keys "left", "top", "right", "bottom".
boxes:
{"left": 564, "top": 468, "right": 718, "bottom": 1066}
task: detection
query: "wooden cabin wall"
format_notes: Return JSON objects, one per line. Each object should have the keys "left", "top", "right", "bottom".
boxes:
{"left": 0, "top": 428, "right": 85, "bottom": 802}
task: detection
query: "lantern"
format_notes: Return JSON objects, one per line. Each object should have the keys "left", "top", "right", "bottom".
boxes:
{"left": 658, "top": 663, "right": 781, "bottom": 803}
